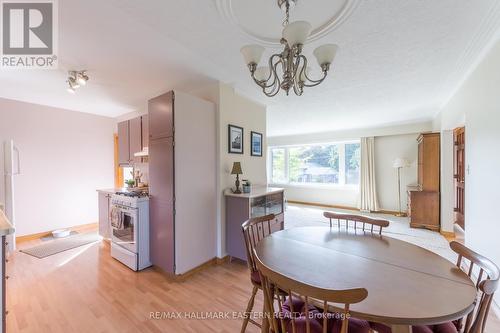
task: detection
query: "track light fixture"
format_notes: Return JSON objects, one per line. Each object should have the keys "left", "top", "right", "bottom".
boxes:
{"left": 66, "top": 70, "right": 89, "bottom": 93}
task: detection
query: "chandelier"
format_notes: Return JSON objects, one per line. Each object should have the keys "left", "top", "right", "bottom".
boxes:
{"left": 240, "top": 0, "right": 338, "bottom": 97}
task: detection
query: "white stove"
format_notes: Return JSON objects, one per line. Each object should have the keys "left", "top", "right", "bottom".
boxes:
{"left": 110, "top": 193, "right": 151, "bottom": 271}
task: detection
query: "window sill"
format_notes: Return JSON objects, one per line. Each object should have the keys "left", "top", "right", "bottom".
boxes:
{"left": 269, "top": 183, "right": 359, "bottom": 191}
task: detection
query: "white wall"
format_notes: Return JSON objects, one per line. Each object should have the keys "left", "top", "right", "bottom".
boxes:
{"left": 267, "top": 124, "right": 429, "bottom": 211}
{"left": 174, "top": 91, "right": 217, "bottom": 274}
{"left": 190, "top": 82, "right": 267, "bottom": 258}
{"left": 375, "top": 134, "right": 418, "bottom": 211}
{"left": 435, "top": 38, "right": 500, "bottom": 305}
{"left": 0, "top": 98, "right": 115, "bottom": 236}
{"left": 440, "top": 130, "right": 455, "bottom": 233}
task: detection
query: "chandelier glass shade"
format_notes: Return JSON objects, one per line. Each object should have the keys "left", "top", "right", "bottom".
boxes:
{"left": 240, "top": 1, "right": 339, "bottom": 97}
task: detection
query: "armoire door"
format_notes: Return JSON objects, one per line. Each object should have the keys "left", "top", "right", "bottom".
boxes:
{"left": 454, "top": 127, "right": 465, "bottom": 230}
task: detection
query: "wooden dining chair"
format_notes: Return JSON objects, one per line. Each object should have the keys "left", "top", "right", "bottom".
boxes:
{"left": 323, "top": 212, "right": 390, "bottom": 235}
{"left": 449, "top": 241, "right": 499, "bottom": 333}
{"left": 370, "top": 241, "right": 500, "bottom": 333}
{"left": 254, "top": 250, "right": 370, "bottom": 333}
{"left": 240, "top": 213, "right": 276, "bottom": 333}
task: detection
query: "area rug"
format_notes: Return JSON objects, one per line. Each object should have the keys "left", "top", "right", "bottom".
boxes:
{"left": 285, "top": 203, "right": 456, "bottom": 262}
{"left": 20, "top": 233, "right": 101, "bottom": 259}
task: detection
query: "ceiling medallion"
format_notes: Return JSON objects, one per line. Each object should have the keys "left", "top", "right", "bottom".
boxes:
{"left": 215, "top": 0, "right": 359, "bottom": 47}
{"left": 240, "top": 0, "right": 339, "bottom": 97}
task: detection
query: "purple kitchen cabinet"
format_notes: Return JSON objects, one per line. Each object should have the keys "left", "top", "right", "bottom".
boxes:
{"left": 148, "top": 136, "right": 174, "bottom": 202}
{"left": 129, "top": 116, "right": 142, "bottom": 164}
{"left": 149, "top": 197, "right": 175, "bottom": 273}
{"left": 148, "top": 136, "right": 175, "bottom": 273}
{"left": 148, "top": 91, "right": 174, "bottom": 140}
{"left": 117, "top": 120, "right": 130, "bottom": 165}
{"left": 141, "top": 114, "right": 149, "bottom": 149}
{"left": 225, "top": 190, "right": 285, "bottom": 261}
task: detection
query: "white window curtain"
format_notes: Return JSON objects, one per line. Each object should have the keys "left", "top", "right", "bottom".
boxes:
{"left": 359, "top": 137, "right": 379, "bottom": 212}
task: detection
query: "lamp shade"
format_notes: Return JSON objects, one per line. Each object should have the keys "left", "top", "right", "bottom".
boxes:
{"left": 254, "top": 66, "right": 270, "bottom": 81}
{"left": 393, "top": 158, "right": 410, "bottom": 168}
{"left": 231, "top": 162, "right": 243, "bottom": 175}
{"left": 313, "top": 44, "right": 339, "bottom": 67}
{"left": 299, "top": 66, "right": 311, "bottom": 82}
{"left": 240, "top": 45, "right": 265, "bottom": 65}
{"left": 283, "top": 21, "right": 312, "bottom": 47}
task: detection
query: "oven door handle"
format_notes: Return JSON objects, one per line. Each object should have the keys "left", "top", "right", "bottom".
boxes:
{"left": 111, "top": 204, "right": 138, "bottom": 211}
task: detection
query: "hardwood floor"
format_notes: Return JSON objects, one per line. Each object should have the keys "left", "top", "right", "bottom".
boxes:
{"left": 6, "top": 233, "right": 500, "bottom": 332}
{"left": 7, "top": 239, "right": 261, "bottom": 333}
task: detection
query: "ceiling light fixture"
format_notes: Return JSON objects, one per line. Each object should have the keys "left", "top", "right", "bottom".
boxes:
{"left": 240, "top": 0, "right": 339, "bottom": 97}
{"left": 66, "top": 70, "right": 89, "bottom": 93}
{"left": 76, "top": 71, "right": 89, "bottom": 86}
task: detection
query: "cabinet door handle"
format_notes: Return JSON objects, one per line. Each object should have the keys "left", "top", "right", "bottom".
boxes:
{"left": 5, "top": 275, "right": 10, "bottom": 280}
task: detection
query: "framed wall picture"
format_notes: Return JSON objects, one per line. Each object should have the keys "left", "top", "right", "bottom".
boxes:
{"left": 251, "top": 131, "right": 263, "bottom": 157}
{"left": 228, "top": 124, "right": 244, "bottom": 154}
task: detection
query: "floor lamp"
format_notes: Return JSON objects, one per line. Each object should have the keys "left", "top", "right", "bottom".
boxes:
{"left": 393, "top": 158, "right": 410, "bottom": 217}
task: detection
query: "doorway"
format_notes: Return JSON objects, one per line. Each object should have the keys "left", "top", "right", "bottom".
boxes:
{"left": 453, "top": 127, "right": 465, "bottom": 230}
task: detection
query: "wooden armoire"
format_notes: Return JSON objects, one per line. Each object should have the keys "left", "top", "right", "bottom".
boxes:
{"left": 408, "top": 133, "right": 440, "bottom": 230}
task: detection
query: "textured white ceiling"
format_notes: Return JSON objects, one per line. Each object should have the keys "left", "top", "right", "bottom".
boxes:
{"left": 0, "top": 0, "right": 499, "bottom": 136}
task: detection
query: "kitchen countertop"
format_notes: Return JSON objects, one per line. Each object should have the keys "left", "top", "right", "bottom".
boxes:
{"left": 96, "top": 188, "right": 124, "bottom": 194}
{"left": 97, "top": 187, "right": 148, "bottom": 194}
{"left": 0, "top": 208, "right": 15, "bottom": 236}
{"left": 224, "top": 186, "right": 284, "bottom": 198}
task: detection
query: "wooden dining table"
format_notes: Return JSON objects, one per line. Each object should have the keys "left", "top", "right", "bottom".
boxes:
{"left": 254, "top": 227, "right": 477, "bottom": 333}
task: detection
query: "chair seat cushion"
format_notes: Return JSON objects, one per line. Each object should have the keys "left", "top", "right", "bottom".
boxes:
{"left": 369, "top": 321, "right": 458, "bottom": 333}
{"left": 250, "top": 271, "right": 261, "bottom": 285}
{"left": 330, "top": 315, "right": 371, "bottom": 333}
{"left": 279, "top": 297, "right": 371, "bottom": 333}
{"left": 281, "top": 297, "right": 324, "bottom": 333}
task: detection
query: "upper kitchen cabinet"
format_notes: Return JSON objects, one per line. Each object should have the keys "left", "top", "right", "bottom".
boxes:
{"left": 141, "top": 115, "right": 149, "bottom": 149}
{"left": 118, "top": 121, "right": 130, "bottom": 165}
{"left": 118, "top": 116, "right": 149, "bottom": 166}
{"left": 129, "top": 117, "right": 142, "bottom": 163}
{"left": 149, "top": 91, "right": 174, "bottom": 140}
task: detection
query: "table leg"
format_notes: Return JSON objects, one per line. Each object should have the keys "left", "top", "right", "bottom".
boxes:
{"left": 392, "top": 325, "right": 412, "bottom": 333}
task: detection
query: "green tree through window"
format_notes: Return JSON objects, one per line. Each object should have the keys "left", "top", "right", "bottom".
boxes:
{"left": 271, "top": 142, "right": 359, "bottom": 185}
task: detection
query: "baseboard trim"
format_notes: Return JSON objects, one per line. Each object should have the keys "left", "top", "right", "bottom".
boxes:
{"left": 216, "top": 255, "right": 230, "bottom": 265}
{"left": 287, "top": 200, "right": 359, "bottom": 211}
{"left": 16, "top": 222, "right": 98, "bottom": 243}
{"left": 153, "top": 255, "right": 232, "bottom": 282}
{"left": 287, "top": 200, "right": 400, "bottom": 216}
{"left": 440, "top": 230, "right": 455, "bottom": 241}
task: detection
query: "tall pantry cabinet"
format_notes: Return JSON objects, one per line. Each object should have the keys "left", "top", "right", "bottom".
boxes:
{"left": 148, "top": 91, "right": 217, "bottom": 275}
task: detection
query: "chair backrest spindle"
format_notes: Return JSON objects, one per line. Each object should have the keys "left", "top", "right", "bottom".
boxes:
{"left": 241, "top": 214, "right": 276, "bottom": 274}
{"left": 254, "top": 251, "right": 368, "bottom": 333}
{"left": 449, "top": 241, "right": 499, "bottom": 333}
{"left": 323, "top": 212, "right": 389, "bottom": 235}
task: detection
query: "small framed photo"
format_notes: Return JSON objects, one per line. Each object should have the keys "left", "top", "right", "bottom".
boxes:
{"left": 251, "top": 131, "right": 263, "bottom": 157}
{"left": 228, "top": 124, "right": 244, "bottom": 154}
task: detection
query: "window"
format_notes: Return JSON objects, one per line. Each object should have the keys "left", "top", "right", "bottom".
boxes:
{"left": 345, "top": 143, "right": 361, "bottom": 185}
{"left": 269, "top": 141, "right": 361, "bottom": 186}
{"left": 122, "top": 166, "right": 134, "bottom": 187}
{"left": 271, "top": 148, "right": 286, "bottom": 184}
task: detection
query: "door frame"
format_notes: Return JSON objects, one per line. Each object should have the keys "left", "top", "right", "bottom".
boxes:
{"left": 453, "top": 127, "right": 465, "bottom": 230}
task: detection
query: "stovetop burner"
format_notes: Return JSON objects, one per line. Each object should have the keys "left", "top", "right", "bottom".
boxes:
{"left": 115, "top": 191, "right": 148, "bottom": 198}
